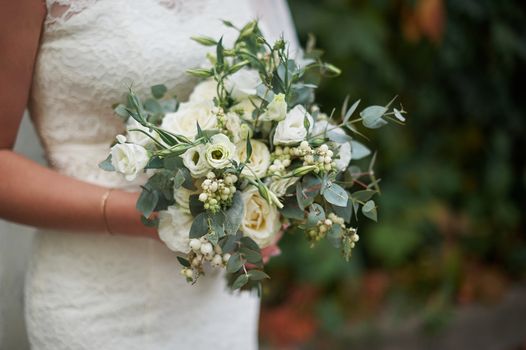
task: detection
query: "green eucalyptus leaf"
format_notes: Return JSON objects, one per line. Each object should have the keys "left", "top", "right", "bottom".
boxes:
{"left": 173, "top": 169, "right": 186, "bottom": 189}
{"left": 220, "top": 233, "right": 239, "bottom": 253}
{"left": 189, "top": 194, "right": 205, "bottom": 216}
{"left": 331, "top": 199, "right": 353, "bottom": 223}
{"left": 361, "top": 106, "right": 388, "bottom": 129}
{"left": 114, "top": 104, "right": 130, "bottom": 119}
{"left": 143, "top": 98, "right": 163, "bottom": 114}
{"left": 240, "top": 247, "right": 262, "bottom": 264}
{"left": 323, "top": 183, "right": 349, "bottom": 207}
{"left": 232, "top": 274, "right": 249, "bottom": 290}
{"left": 352, "top": 190, "right": 376, "bottom": 202}
{"left": 189, "top": 212, "right": 208, "bottom": 238}
{"left": 210, "top": 212, "right": 226, "bottom": 238}
{"left": 307, "top": 203, "right": 325, "bottom": 227}
{"left": 240, "top": 236, "right": 260, "bottom": 251}
{"left": 280, "top": 196, "right": 305, "bottom": 220}
{"left": 98, "top": 154, "right": 115, "bottom": 171}
{"left": 151, "top": 84, "right": 167, "bottom": 99}
{"left": 136, "top": 188, "right": 159, "bottom": 218}
{"left": 177, "top": 256, "right": 191, "bottom": 267}
{"left": 224, "top": 192, "right": 244, "bottom": 235}
{"left": 226, "top": 253, "right": 244, "bottom": 273}
{"left": 248, "top": 270, "right": 270, "bottom": 281}
{"left": 362, "top": 200, "right": 378, "bottom": 222}
{"left": 351, "top": 140, "right": 371, "bottom": 160}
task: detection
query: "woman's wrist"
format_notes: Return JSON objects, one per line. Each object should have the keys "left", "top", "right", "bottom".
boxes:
{"left": 104, "top": 189, "right": 159, "bottom": 239}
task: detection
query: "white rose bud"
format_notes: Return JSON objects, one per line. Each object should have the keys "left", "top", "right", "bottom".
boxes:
{"left": 110, "top": 142, "right": 149, "bottom": 181}
{"left": 259, "top": 93, "right": 287, "bottom": 122}
{"left": 273, "top": 105, "right": 314, "bottom": 145}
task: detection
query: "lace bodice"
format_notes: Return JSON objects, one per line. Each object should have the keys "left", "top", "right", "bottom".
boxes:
{"left": 30, "top": 0, "right": 257, "bottom": 188}
{"left": 25, "top": 1, "right": 299, "bottom": 349}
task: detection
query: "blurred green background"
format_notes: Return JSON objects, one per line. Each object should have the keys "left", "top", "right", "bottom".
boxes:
{"left": 260, "top": 0, "right": 526, "bottom": 348}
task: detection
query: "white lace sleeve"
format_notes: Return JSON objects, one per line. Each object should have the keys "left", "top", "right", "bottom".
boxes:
{"left": 248, "top": 0, "right": 300, "bottom": 53}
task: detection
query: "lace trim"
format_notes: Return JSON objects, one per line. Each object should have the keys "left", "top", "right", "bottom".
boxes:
{"left": 44, "top": 0, "right": 181, "bottom": 29}
{"left": 45, "top": 0, "right": 98, "bottom": 28}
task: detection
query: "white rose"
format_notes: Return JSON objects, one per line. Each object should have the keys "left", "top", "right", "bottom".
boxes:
{"left": 260, "top": 93, "right": 287, "bottom": 122}
{"left": 268, "top": 177, "right": 299, "bottom": 197}
{"left": 161, "top": 102, "right": 217, "bottom": 139}
{"left": 110, "top": 141, "right": 149, "bottom": 181}
{"left": 204, "top": 133, "right": 238, "bottom": 169}
{"left": 224, "top": 112, "right": 242, "bottom": 143}
{"left": 313, "top": 120, "right": 352, "bottom": 171}
{"left": 237, "top": 140, "right": 271, "bottom": 179}
{"left": 173, "top": 187, "right": 198, "bottom": 214}
{"left": 182, "top": 145, "right": 210, "bottom": 178}
{"left": 232, "top": 98, "right": 262, "bottom": 121}
{"left": 158, "top": 206, "right": 192, "bottom": 253}
{"left": 273, "top": 105, "right": 313, "bottom": 145}
{"left": 240, "top": 187, "right": 281, "bottom": 248}
{"left": 225, "top": 68, "right": 261, "bottom": 100}
{"left": 125, "top": 118, "right": 156, "bottom": 147}
{"left": 188, "top": 79, "right": 217, "bottom": 105}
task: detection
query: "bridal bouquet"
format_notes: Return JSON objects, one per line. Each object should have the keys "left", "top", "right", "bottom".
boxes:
{"left": 100, "top": 20, "right": 406, "bottom": 291}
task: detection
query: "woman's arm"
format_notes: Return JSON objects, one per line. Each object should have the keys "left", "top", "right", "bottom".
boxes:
{"left": 0, "top": 0, "right": 156, "bottom": 238}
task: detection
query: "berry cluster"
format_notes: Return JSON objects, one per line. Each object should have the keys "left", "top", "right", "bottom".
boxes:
{"left": 180, "top": 236, "right": 232, "bottom": 281}
{"left": 306, "top": 212, "right": 359, "bottom": 246}
{"left": 198, "top": 172, "right": 238, "bottom": 213}
{"left": 303, "top": 143, "right": 336, "bottom": 174}
{"left": 268, "top": 146, "right": 292, "bottom": 177}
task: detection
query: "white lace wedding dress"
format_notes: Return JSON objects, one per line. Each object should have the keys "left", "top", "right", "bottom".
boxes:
{"left": 25, "top": 0, "right": 298, "bottom": 349}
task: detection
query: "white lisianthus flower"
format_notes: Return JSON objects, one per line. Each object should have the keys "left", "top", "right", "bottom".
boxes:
{"left": 204, "top": 133, "right": 238, "bottom": 169}
{"left": 240, "top": 187, "right": 281, "bottom": 248}
{"left": 182, "top": 145, "right": 210, "bottom": 178}
{"left": 259, "top": 93, "right": 287, "bottom": 122}
{"left": 232, "top": 98, "right": 261, "bottom": 121}
{"left": 110, "top": 140, "right": 149, "bottom": 181}
{"left": 161, "top": 102, "right": 217, "bottom": 139}
{"left": 313, "top": 120, "right": 352, "bottom": 171}
{"left": 225, "top": 68, "right": 261, "bottom": 100}
{"left": 237, "top": 140, "right": 271, "bottom": 179}
{"left": 224, "top": 112, "right": 242, "bottom": 143}
{"left": 125, "top": 118, "right": 156, "bottom": 147}
{"left": 158, "top": 206, "right": 192, "bottom": 253}
{"left": 268, "top": 177, "right": 299, "bottom": 197}
{"left": 188, "top": 79, "right": 217, "bottom": 105}
{"left": 273, "top": 105, "right": 313, "bottom": 145}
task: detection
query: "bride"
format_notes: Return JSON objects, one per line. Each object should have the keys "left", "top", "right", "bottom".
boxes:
{"left": 0, "top": 0, "right": 298, "bottom": 348}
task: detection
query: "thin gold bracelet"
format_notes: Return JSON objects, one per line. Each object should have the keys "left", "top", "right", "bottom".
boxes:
{"left": 100, "top": 188, "right": 114, "bottom": 235}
